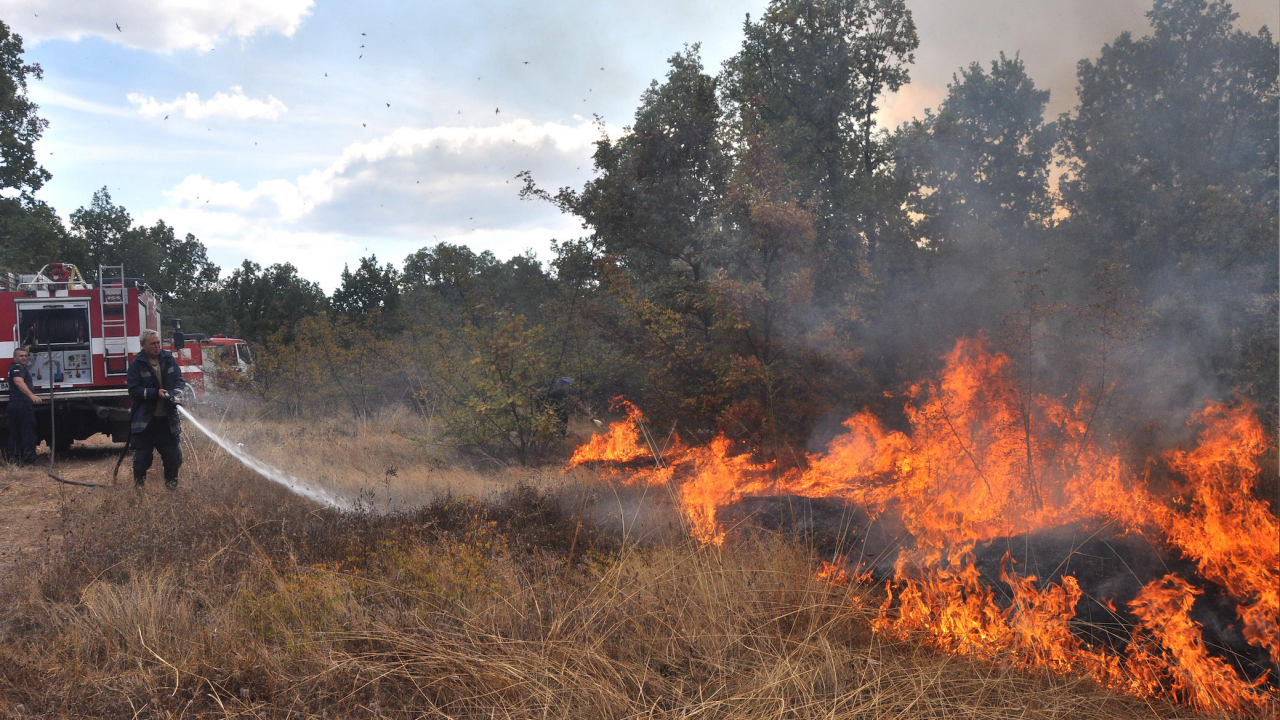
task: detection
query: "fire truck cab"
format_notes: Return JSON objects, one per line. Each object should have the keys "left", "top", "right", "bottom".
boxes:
{"left": 164, "top": 333, "right": 251, "bottom": 393}
{"left": 0, "top": 263, "right": 194, "bottom": 452}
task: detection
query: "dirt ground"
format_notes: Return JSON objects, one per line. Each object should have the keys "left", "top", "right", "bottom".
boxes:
{"left": 0, "top": 436, "right": 125, "bottom": 571}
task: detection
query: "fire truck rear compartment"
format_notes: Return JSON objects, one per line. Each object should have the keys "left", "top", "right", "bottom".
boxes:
{"left": 18, "top": 303, "right": 95, "bottom": 388}
{"left": 5, "top": 303, "right": 131, "bottom": 451}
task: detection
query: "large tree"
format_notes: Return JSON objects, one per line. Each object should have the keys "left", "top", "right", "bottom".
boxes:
{"left": 0, "top": 19, "right": 47, "bottom": 199}
{"left": 0, "top": 19, "right": 68, "bottom": 274}
{"left": 331, "top": 254, "right": 401, "bottom": 327}
{"left": 403, "top": 242, "right": 551, "bottom": 316}
{"left": 1056, "top": 0, "right": 1278, "bottom": 423}
{"left": 896, "top": 53, "right": 1056, "bottom": 250}
{"left": 69, "top": 187, "right": 219, "bottom": 303}
{"left": 546, "top": 46, "right": 730, "bottom": 285}
{"left": 217, "top": 260, "right": 328, "bottom": 343}
{"left": 873, "top": 54, "right": 1059, "bottom": 379}
{"left": 721, "top": 0, "right": 918, "bottom": 282}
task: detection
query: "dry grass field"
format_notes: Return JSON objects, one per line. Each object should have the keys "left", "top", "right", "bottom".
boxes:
{"left": 0, "top": 410, "right": 1254, "bottom": 719}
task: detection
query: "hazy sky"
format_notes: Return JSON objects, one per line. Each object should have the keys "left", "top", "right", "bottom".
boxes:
{"left": 2, "top": 0, "right": 1274, "bottom": 289}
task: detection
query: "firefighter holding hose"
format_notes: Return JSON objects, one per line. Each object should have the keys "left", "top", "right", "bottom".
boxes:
{"left": 127, "top": 329, "right": 185, "bottom": 490}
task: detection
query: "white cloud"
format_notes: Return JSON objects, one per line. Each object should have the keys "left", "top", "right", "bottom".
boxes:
{"left": 148, "top": 118, "right": 612, "bottom": 288}
{"left": 137, "top": 204, "right": 362, "bottom": 288}
{"left": 128, "top": 86, "right": 288, "bottom": 121}
{"left": 27, "top": 85, "right": 134, "bottom": 118}
{"left": 0, "top": 0, "right": 313, "bottom": 53}
{"left": 162, "top": 118, "right": 611, "bottom": 224}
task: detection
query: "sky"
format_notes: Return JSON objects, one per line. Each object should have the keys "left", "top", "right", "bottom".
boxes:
{"left": 2, "top": 0, "right": 1275, "bottom": 291}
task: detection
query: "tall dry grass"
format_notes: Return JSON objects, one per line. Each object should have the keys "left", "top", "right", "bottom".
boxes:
{"left": 187, "top": 402, "right": 596, "bottom": 508}
{"left": 0, "top": 413, "right": 1250, "bottom": 719}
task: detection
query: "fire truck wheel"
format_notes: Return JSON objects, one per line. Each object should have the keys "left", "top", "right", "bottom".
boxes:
{"left": 54, "top": 434, "right": 72, "bottom": 455}
{"left": 181, "top": 386, "right": 198, "bottom": 408}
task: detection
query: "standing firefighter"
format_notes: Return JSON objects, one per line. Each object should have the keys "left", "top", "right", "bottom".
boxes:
{"left": 6, "top": 347, "right": 42, "bottom": 465}
{"left": 127, "top": 330, "right": 185, "bottom": 490}
{"left": 542, "top": 377, "right": 601, "bottom": 437}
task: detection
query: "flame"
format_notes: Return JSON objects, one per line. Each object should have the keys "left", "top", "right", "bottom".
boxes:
{"left": 1158, "top": 402, "right": 1280, "bottom": 666}
{"left": 873, "top": 551, "right": 1098, "bottom": 673}
{"left": 569, "top": 336, "right": 1279, "bottom": 710}
{"left": 568, "top": 399, "right": 652, "bottom": 467}
{"left": 1125, "top": 574, "right": 1271, "bottom": 712}
{"left": 815, "top": 558, "right": 852, "bottom": 587}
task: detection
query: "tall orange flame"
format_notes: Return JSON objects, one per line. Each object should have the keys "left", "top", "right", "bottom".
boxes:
{"left": 569, "top": 336, "right": 1279, "bottom": 711}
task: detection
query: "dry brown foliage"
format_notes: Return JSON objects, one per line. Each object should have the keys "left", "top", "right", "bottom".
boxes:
{"left": 0, "top": 418, "right": 1238, "bottom": 719}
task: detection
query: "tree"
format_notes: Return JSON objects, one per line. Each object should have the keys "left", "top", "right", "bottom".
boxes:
{"left": 400, "top": 241, "right": 620, "bottom": 465}
{"left": 1056, "top": 0, "right": 1278, "bottom": 425}
{"left": 896, "top": 53, "right": 1056, "bottom": 249}
{"left": 1058, "top": 0, "right": 1276, "bottom": 269}
{"left": 537, "top": 46, "right": 729, "bottom": 286}
{"left": 0, "top": 20, "right": 48, "bottom": 200}
{"left": 332, "top": 254, "right": 401, "bottom": 324}
{"left": 136, "top": 221, "right": 220, "bottom": 303}
{"left": 68, "top": 187, "right": 219, "bottom": 304}
{"left": 0, "top": 199, "right": 72, "bottom": 272}
{"left": 872, "top": 54, "right": 1058, "bottom": 381}
{"left": 0, "top": 20, "right": 67, "bottom": 275}
{"left": 721, "top": 0, "right": 919, "bottom": 280}
{"left": 69, "top": 187, "right": 133, "bottom": 270}
{"left": 403, "top": 242, "right": 496, "bottom": 306}
{"left": 708, "top": 136, "right": 853, "bottom": 455}
{"left": 217, "top": 260, "right": 328, "bottom": 343}
{"left": 254, "top": 313, "right": 403, "bottom": 418}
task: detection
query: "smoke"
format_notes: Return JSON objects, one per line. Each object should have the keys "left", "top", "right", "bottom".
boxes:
{"left": 177, "top": 405, "right": 354, "bottom": 511}
{"left": 847, "top": 1, "right": 1279, "bottom": 452}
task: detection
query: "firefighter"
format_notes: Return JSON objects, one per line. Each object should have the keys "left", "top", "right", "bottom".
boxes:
{"left": 542, "top": 377, "right": 602, "bottom": 437}
{"left": 127, "top": 329, "right": 185, "bottom": 490}
{"left": 6, "top": 347, "right": 41, "bottom": 465}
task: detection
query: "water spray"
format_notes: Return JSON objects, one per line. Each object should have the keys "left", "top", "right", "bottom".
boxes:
{"left": 176, "top": 405, "right": 353, "bottom": 511}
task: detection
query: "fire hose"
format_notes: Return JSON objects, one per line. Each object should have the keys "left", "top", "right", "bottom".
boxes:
{"left": 32, "top": 349, "right": 343, "bottom": 506}
{"left": 47, "top": 388, "right": 183, "bottom": 488}
{"left": 107, "top": 390, "right": 183, "bottom": 483}
{"left": 43, "top": 336, "right": 112, "bottom": 488}
{"left": 39, "top": 335, "right": 184, "bottom": 489}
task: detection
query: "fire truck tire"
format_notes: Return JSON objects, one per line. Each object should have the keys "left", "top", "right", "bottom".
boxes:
{"left": 181, "top": 386, "right": 198, "bottom": 407}
{"left": 53, "top": 433, "right": 72, "bottom": 455}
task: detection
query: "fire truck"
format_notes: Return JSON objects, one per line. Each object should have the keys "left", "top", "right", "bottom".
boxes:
{"left": 165, "top": 333, "right": 253, "bottom": 392}
{"left": 0, "top": 263, "right": 202, "bottom": 453}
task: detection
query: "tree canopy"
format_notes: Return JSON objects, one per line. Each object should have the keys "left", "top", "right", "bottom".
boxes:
{"left": 1, "top": 0, "right": 1274, "bottom": 458}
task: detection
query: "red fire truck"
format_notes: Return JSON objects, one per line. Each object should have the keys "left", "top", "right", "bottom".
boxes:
{"left": 165, "top": 333, "right": 253, "bottom": 392}
{"left": 0, "top": 262, "right": 202, "bottom": 453}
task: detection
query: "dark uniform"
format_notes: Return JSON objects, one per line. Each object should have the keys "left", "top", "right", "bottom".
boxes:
{"left": 6, "top": 361, "right": 38, "bottom": 464}
{"left": 126, "top": 350, "right": 185, "bottom": 488}
{"left": 544, "top": 377, "right": 576, "bottom": 437}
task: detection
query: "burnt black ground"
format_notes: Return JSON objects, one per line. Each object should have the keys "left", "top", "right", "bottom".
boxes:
{"left": 720, "top": 495, "right": 1277, "bottom": 685}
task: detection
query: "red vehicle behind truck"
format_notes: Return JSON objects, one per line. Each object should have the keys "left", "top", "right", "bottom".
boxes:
{"left": 0, "top": 262, "right": 246, "bottom": 454}
{"left": 164, "top": 333, "right": 253, "bottom": 392}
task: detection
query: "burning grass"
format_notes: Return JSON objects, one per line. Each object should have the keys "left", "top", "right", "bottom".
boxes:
{"left": 571, "top": 336, "right": 1280, "bottom": 715}
{"left": 0, "top": 425, "right": 1225, "bottom": 719}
